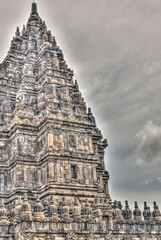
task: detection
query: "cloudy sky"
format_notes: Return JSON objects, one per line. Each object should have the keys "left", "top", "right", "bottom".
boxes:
{"left": 1, "top": 0, "right": 161, "bottom": 211}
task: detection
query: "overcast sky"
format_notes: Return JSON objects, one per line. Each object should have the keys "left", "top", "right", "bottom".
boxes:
{"left": 1, "top": 0, "right": 161, "bottom": 211}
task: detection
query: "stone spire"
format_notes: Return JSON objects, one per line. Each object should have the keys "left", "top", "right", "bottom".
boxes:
{"left": 153, "top": 202, "right": 161, "bottom": 221}
{"left": 143, "top": 202, "right": 151, "bottom": 221}
{"left": 133, "top": 201, "right": 142, "bottom": 221}
{"left": 123, "top": 200, "right": 132, "bottom": 221}
{"left": 27, "top": 1, "right": 40, "bottom": 25}
{"left": 31, "top": 1, "right": 38, "bottom": 15}
{"left": 33, "top": 195, "right": 47, "bottom": 222}
{"left": 48, "top": 196, "right": 59, "bottom": 222}
{"left": 20, "top": 193, "right": 32, "bottom": 221}
{"left": 60, "top": 197, "right": 72, "bottom": 223}
{"left": 13, "top": 196, "right": 22, "bottom": 222}
{"left": 15, "top": 27, "right": 20, "bottom": 37}
{"left": 82, "top": 199, "right": 92, "bottom": 220}
{"left": 113, "top": 200, "right": 123, "bottom": 221}
{"left": 72, "top": 197, "right": 81, "bottom": 222}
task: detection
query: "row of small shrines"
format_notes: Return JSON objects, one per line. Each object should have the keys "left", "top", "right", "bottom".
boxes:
{"left": 0, "top": 195, "right": 160, "bottom": 239}
{"left": 0, "top": 195, "right": 161, "bottom": 225}
{"left": 113, "top": 200, "right": 161, "bottom": 221}
{"left": 0, "top": 196, "right": 161, "bottom": 222}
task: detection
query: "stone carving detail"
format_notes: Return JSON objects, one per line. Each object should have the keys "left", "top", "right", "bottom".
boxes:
{"left": 66, "top": 232, "right": 77, "bottom": 240}
{"left": 88, "top": 233, "right": 95, "bottom": 240}
{"left": 15, "top": 232, "right": 24, "bottom": 240}
{"left": 0, "top": 199, "right": 10, "bottom": 225}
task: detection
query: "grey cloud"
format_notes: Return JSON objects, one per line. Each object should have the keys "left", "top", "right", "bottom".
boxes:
{"left": 140, "top": 178, "right": 154, "bottom": 185}
{"left": 141, "top": 177, "right": 161, "bottom": 185}
{"left": 134, "top": 121, "right": 161, "bottom": 165}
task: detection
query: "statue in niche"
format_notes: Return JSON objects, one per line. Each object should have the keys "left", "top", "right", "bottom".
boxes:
{"left": 31, "top": 97, "right": 38, "bottom": 114}
{"left": 0, "top": 113, "right": 4, "bottom": 122}
{"left": 23, "top": 63, "right": 33, "bottom": 75}
{"left": 29, "top": 30, "right": 36, "bottom": 40}
{"left": 56, "top": 88, "right": 61, "bottom": 100}
{"left": 72, "top": 95, "right": 79, "bottom": 104}
{"left": 17, "top": 139, "right": 23, "bottom": 152}
{"left": 15, "top": 69, "right": 21, "bottom": 80}
{"left": 68, "top": 135, "right": 76, "bottom": 148}
{"left": 3, "top": 100, "right": 11, "bottom": 113}
{"left": 46, "top": 85, "right": 53, "bottom": 95}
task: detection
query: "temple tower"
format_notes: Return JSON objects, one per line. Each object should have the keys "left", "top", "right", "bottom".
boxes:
{"left": 0, "top": 3, "right": 111, "bottom": 239}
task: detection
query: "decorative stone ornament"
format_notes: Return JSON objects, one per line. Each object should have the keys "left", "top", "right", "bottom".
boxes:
{"left": 0, "top": 199, "right": 10, "bottom": 225}
{"left": 20, "top": 193, "right": 32, "bottom": 222}
{"left": 33, "top": 195, "right": 47, "bottom": 222}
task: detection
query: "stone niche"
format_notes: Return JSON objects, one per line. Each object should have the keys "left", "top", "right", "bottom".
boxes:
{"left": 48, "top": 132, "right": 63, "bottom": 150}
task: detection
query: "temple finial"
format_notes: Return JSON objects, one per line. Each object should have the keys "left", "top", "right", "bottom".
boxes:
{"left": 15, "top": 27, "right": 20, "bottom": 37}
{"left": 31, "top": 1, "right": 38, "bottom": 14}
